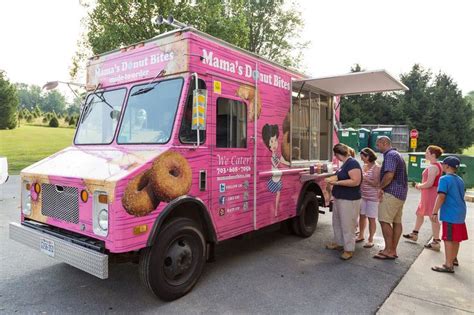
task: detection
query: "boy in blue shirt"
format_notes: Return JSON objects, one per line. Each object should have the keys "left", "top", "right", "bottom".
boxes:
{"left": 430, "top": 156, "right": 468, "bottom": 273}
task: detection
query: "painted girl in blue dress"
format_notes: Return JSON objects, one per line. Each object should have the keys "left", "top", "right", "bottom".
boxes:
{"left": 262, "top": 124, "right": 283, "bottom": 216}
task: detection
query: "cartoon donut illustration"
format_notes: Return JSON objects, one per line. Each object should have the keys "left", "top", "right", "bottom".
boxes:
{"left": 236, "top": 84, "right": 262, "bottom": 121}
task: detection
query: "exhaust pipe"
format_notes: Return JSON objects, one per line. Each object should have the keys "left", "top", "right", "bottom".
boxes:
{"left": 153, "top": 15, "right": 187, "bottom": 29}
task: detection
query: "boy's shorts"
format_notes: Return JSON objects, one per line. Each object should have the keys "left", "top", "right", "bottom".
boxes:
{"left": 442, "top": 222, "right": 468, "bottom": 242}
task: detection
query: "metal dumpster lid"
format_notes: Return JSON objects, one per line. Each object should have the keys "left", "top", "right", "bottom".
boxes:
{"left": 292, "top": 70, "right": 408, "bottom": 96}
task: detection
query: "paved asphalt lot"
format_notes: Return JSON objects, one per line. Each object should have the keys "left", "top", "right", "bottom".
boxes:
{"left": 1, "top": 176, "right": 433, "bottom": 314}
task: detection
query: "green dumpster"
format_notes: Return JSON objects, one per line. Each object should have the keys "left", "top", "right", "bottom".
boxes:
{"left": 441, "top": 154, "right": 473, "bottom": 189}
{"left": 370, "top": 127, "right": 392, "bottom": 152}
{"left": 408, "top": 152, "right": 426, "bottom": 183}
{"left": 407, "top": 153, "right": 472, "bottom": 189}
{"left": 358, "top": 128, "right": 371, "bottom": 151}
{"left": 338, "top": 128, "right": 359, "bottom": 152}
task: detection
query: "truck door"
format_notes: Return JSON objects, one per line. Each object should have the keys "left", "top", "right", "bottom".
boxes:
{"left": 210, "top": 76, "right": 255, "bottom": 240}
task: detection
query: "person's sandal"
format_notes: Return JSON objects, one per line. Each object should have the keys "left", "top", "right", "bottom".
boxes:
{"left": 431, "top": 264, "right": 454, "bottom": 273}
{"left": 340, "top": 251, "right": 353, "bottom": 260}
{"left": 363, "top": 242, "right": 374, "bottom": 248}
{"left": 424, "top": 239, "right": 441, "bottom": 252}
{"left": 453, "top": 257, "right": 459, "bottom": 266}
{"left": 326, "top": 243, "right": 344, "bottom": 251}
{"left": 403, "top": 230, "right": 418, "bottom": 242}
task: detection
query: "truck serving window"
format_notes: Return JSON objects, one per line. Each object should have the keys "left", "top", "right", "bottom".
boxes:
{"left": 291, "top": 91, "right": 332, "bottom": 163}
{"left": 216, "top": 98, "right": 247, "bottom": 148}
{"left": 179, "top": 79, "right": 206, "bottom": 144}
{"left": 75, "top": 88, "right": 126, "bottom": 145}
{"left": 117, "top": 78, "right": 183, "bottom": 144}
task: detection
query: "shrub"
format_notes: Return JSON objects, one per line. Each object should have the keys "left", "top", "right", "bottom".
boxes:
{"left": 42, "top": 117, "right": 48, "bottom": 123}
{"left": 26, "top": 115, "right": 33, "bottom": 123}
{"left": 68, "top": 117, "right": 75, "bottom": 126}
{"left": 49, "top": 116, "right": 59, "bottom": 128}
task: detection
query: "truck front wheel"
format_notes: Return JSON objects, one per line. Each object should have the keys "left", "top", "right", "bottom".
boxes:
{"left": 292, "top": 193, "right": 319, "bottom": 238}
{"left": 139, "top": 217, "right": 206, "bottom": 301}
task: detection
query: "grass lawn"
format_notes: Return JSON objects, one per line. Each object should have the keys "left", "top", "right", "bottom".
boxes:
{"left": 463, "top": 145, "right": 474, "bottom": 156}
{"left": 0, "top": 125, "right": 75, "bottom": 174}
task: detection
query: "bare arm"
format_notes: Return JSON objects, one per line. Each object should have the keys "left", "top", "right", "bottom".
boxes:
{"left": 430, "top": 193, "right": 446, "bottom": 223}
{"left": 417, "top": 165, "right": 439, "bottom": 189}
{"left": 335, "top": 169, "right": 362, "bottom": 187}
{"left": 380, "top": 171, "right": 395, "bottom": 190}
{"left": 365, "top": 164, "right": 381, "bottom": 187}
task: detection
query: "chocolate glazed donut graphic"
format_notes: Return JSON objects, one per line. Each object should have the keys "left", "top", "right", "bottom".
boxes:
{"left": 122, "top": 170, "right": 160, "bottom": 217}
{"left": 121, "top": 151, "right": 192, "bottom": 217}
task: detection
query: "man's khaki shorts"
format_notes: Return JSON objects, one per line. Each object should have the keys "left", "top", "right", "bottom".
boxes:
{"left": 378, "top": 192, "right": 405, "bottom": 224}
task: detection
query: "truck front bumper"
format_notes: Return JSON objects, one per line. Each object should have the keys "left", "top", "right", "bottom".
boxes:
{"left": 9, "top": 222, "right": 108, "bottom": 279}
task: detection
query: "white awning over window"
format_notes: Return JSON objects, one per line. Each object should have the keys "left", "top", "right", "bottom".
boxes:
{"left": 292, "top": 70, "right": 408, "bottom": 96}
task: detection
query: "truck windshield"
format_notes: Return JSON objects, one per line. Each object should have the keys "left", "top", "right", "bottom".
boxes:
{"left": 117, "top": 78, "right": 183, "bottom": 144}
{"left": 75, "top": 89, "right": 127, "bottom": 144}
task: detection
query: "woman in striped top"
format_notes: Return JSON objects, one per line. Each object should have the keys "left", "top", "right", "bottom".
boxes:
{"left": 357, "top": 148, "right": 381, "bottom": 248}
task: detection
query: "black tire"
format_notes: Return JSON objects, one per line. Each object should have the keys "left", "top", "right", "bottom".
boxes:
{"left": 292, "top": 193, "right": 319, "bottom": 238}
{"left": 139, "top": 217, "right": 206, "bottom": 301}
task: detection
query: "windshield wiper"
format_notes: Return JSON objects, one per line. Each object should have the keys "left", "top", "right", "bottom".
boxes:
{"left": 130, "top": 69, "right": 166, "bottom": 96}
{"left": 80, "top": 85, "right": 117, "bottom": 123}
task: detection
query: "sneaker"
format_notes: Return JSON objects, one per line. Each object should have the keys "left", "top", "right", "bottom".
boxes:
{"left": 424, "top": 240, "right": 441, "bottom": 252}
{"left": 340, "top": 251, "right": 353, "bottom": 260}
{"left": 403, "top": 232, "right": 418, "bottom": 242}
{"left": 326, "top": 243, "right": 344, "bottom": 251}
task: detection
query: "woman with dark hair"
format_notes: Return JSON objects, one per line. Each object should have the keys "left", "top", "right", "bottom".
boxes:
{"left": 262, "top": 124, "right": 282, "bottom": 216}
{"left": 403, "top": 145, "right": 444, "bottom": 251}
{"left": 325, "top": 143, "right": 362, "bottom": 260}
{"left": 357, "top": 147, "right": 381, "bottom": 248}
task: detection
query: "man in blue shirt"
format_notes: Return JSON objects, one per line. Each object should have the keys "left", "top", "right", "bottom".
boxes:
{"left": 374, "top": 136, "right": 408, "bottom": 260}
{"left": 431, "top": 156, "right": 468, "bottom": 273}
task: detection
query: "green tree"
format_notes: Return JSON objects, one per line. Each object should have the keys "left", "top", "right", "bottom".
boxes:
{"left": 466, "top": 91, "right": 474, "bottom": 130}
{"left": 49, "top": 116, "right": 59, "bottom": 128}
{"left": 423, "top": 74, "right": 473, "bottom": 152}
{"left": 41, "top": 90, "right": 66, "bottom": 114}
{"left": 15, "top": 84, "right": 42, "bottom": 111}
{"left": 243, "top": 0, "right": 307, "bottom": 67}
{"left": 0, "top": 71, "right": 19, "bottom": 129}
{"left": 73, "top": 0, "right": 305, "bottom": 78}
{"left": 397, "top": 64, "right": 432, "bottom": 129}
{"left": 340, "top": 64, "right": 399, "bottom": 125}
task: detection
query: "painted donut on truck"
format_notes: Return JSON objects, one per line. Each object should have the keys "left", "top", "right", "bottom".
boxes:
{"left": 150, "top": 151, "right": 192, "bottom": 202}
{"left": 122, "top": 169, "right": 160, "bottom": 217}
{"left": 281, "top": 111, "right": 291, "bottom": 162}
{"left": 236, "top": 84, "right": 262, "bottom": 121}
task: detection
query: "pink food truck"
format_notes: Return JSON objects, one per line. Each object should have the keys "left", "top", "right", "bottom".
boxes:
{"left": 9, "top": 17, "right": 407, "bottom": 300}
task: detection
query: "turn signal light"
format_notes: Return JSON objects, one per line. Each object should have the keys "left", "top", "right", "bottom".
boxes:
{"left": 98, "top": 194, "right": 108, "bottom": 204}
{"left": 80, "top": 190, "right": 89, "bottom": 203}
{"left": 133, "top": 224, "right": 148, "bottom": 235}
{"left": 34, "top": 183, "right": 41, "bottom": 194}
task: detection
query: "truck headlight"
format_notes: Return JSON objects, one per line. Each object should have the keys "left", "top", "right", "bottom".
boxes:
{"left": 22, "top": 181, "right": 32, "bottom": 216}
{"left": 93, "top": 191, "right": 109, "bottom": 237}
{"left": 98, "top": 209, "right": 108, "bottom": 231}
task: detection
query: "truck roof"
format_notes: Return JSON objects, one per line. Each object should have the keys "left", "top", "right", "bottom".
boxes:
{"left": 88, "top": 27, "right": 306, "bottom": 78}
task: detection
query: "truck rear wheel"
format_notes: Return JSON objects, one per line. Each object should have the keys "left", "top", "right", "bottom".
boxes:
{"left": 292, "top": 193, "right": 319, "bottom": 238}
{"left": 139, "top": 217, "right": 206, "bottom": 301}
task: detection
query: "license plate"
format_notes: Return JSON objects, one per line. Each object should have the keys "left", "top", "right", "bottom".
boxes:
{"left": 40, "top": 238, "right": 55, "bottom": 257}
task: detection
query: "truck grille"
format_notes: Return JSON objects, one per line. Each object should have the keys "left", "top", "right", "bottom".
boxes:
{"left": 41, "top": 184, "right": 79, "bottom": 224}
